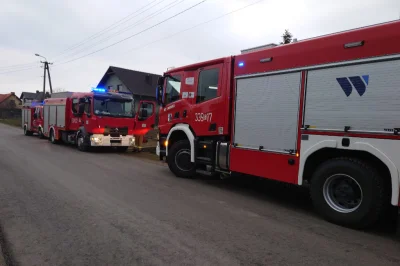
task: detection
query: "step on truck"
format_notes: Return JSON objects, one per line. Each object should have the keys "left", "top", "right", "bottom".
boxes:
{"left": 156, "top": 20, "right": 400, "bottom": 229}
{"left": 42, "top": 88, "right": 155, "bottom": 152}
{"left": 22, "top": 100, "right": 45, "bottom": 138}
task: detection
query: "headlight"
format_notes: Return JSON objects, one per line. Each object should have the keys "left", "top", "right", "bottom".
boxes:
{"left": 91, "top": 136, "right": 102, "bottom": 143}
{"left": 129, "top": 137, "right": 135, "bottom": 145}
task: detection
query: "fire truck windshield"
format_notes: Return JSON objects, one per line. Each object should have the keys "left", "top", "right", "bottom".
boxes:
{"left": 93, "top": 97, "right": 134, "bottom": 118}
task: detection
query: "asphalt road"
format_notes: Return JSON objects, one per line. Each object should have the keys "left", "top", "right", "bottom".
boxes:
{"left": 0, "top": 123, "right": 399, "bottom": 266}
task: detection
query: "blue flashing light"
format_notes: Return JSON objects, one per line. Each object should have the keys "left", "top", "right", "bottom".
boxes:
{"left": 238, "top": 62, "right": 244, "bottom": 67}
{"left": 92, "top": 87, "right": 106, "bottom": 93}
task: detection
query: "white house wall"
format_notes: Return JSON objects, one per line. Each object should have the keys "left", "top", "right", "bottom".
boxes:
{"left": 104, "top": 74, "right": 130, "bottom": 93}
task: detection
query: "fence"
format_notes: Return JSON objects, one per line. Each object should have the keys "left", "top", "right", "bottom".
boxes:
{"left": 0, "top": 108, "right": 22, "bottom": 119}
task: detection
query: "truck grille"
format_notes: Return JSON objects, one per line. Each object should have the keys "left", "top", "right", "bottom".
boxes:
{"left": 103, "top": 126, "right": 128, "bottom": 137}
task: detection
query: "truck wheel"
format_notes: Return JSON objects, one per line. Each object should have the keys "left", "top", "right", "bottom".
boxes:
{"left": 77, "top": 132, "right": 89, "bottom": 152}
{"left": 24, "top": 125, "right": 32, "bottom": 136}
{"left": 49, "top": 130, "right": 58, "bottom": 144}
{"left": 38, "top": 128, "right": 45, "bottom": 139}
{"left": 310, "top": 157, "right": 387, "bottom": 229}
{"left": 167, "top": 140, "right": 196, "bottom": 178}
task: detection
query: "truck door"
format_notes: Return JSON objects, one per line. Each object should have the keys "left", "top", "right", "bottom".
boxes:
{"left": 136, "top": 100, "right": 156, "bottom": 130}
{"left": 32, "top": 107, "right": 39, "bottom": 129}
{"left": 190, "top": 63, "right": 225, "bottom": 136}
{"left": 69, "top": 98, "right": 81, "bottom": 131}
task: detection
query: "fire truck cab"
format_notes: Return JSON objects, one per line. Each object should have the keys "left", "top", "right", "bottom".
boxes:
{"left": 156, "top": 21, "right": 400, "bottom": 229}
{"left": 22, "top": 101, "right": 44, "bottom": 138}
{"left": 42, "top": 88, "right": 155, "bottom": 152}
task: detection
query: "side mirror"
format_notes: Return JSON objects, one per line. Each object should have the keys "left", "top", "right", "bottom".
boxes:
{"left": 33, "top": 113, "right": 38, "bottom": 119}
{"left": 156, "top": 85, "right": 163, "bottom": 105}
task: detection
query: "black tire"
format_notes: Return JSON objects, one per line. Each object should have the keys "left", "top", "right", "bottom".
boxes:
{"left": 49, "top": 129, "right": 58, "bottom": 144}
{"left": 167, "top": 140, "right": 196, "bottom": 178}
{"left": 38, "top": 128, "right": 45, "bottom": 139}
{"left": 310, "top": 157, "right": 388, "bottom": 229}
{"left": 76, "top": 132, "right": 90, "bottom": 152}
{"left": 24, "top": 125, "right": 33, "bottom": 136}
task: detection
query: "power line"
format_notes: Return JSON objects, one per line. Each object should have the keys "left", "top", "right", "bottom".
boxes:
{"left": 124, "top": 0, "right": 266, "bottom": 54}
{"left": 0, "top": 65, "right": 39, "bottom": 75}
{"left": 50, "top": 0, "right": 163, "bottom": 60}
{"left": 55, "top": 0, "right": 186, "bottom": 62}
{"left": 0, "top": 0, "right": 261, "bottom": 77}
{"left": 54, "top": 0, "right": 208, "bottom": 66}
{"left": 0, "top": 61, "right": 38, "bottom": 70}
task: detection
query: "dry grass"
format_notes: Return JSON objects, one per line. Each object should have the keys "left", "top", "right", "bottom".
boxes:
{"left": 0, "top": 118, "right": 21, "bottom": 127}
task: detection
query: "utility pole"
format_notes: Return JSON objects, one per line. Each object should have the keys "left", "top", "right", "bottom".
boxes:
{"left": 35, "top": 54, "right": 53, "bottom": 99}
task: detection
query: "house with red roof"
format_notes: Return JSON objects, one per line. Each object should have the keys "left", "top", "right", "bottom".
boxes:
{"left": 0, "top": 92, "right": 22, "bottom": 109}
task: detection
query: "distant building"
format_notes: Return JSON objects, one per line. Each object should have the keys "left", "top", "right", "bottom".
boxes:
{"left": 20, "top": 90, "right": 50, "bottom": 104}
{"left": 0, "top": 92, "right": 22, "bottom": 109}
{"left": 240, "top": 43, "right": 279, "bottom": 54}
{"left": 97, "top": 66, "right": 161, "bottom": 110}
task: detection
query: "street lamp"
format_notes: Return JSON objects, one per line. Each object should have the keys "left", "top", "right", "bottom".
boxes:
{"left": 35, "top": 53, "right": 53, "bottom": 94}
{"left": 35, "top": 53, "right": 47, "bottom": 61}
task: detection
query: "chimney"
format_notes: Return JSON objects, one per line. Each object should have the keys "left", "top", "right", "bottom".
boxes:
{"left": 11, "top": 92, "right": 15, "bottom": 95}
{"left": 36, "top": 90, "right": 39, "bottom": 93}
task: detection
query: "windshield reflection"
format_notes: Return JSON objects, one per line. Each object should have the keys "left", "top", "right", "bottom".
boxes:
{"left": 93, "top": 97, "right": 134, "bottom": 118}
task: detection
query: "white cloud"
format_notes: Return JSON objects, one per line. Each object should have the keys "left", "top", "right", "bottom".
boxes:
{"left": 1, "top": 0, "right": 399, "bottom": 97}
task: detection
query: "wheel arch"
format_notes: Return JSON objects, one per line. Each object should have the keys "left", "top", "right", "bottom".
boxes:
{"left": 299, "top": 140, "right": 398, "bottom": 206}
{"left": 49, "top": 126, "right": 56, "bottom": 136}
{"left": 166, "top": 123, "right": 196, "bottom": 162}
{"left": 76, "top": 126, "right": 88, "bottom": 137}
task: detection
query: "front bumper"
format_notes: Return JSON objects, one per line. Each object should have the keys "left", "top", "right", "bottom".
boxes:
{"left": 90, "top": 134, "right": 135, "bottom": 147}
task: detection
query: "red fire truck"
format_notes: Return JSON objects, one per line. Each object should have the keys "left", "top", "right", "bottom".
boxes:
{"left": 156, "top": 20, "right": 400, "bottom": 229}
{"left": 42, "top": 88, "right": 156, "bottom": 152}
{"left": 22, "top": 100, "right": 45, "bottom": 138}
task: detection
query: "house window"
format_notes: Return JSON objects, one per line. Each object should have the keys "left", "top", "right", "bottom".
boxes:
{"left": 108, "top": 86, "right": 113, "bottom": 90}
{"left": 196, "top": 68, "right": 219, "bottom": 103}
{"left": 145, "top": 75, "right": 152, "bottom": 85}
{"left": 117, "top": 84, "right": 123, "bottom": 91}
{"left": 8, "top": 100, "right": 16, "bottom": 108}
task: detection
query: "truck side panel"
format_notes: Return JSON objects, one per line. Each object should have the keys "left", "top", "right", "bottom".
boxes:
{"left": 49, "top": 106, "right": 56, "bottom": 127}
{"left": 26, "top": 109, "right": 31, "bottom": 129}
{"left": 21, "top": 109, "right": 26, "bottom": 128}
{"left": 234, "top": 71, "right": 301, "bottom": 152}
{"left": 229, "top": 148, "right": 299, "bottom": 184}
{"left": 56, "top": 105, "right": 66, "bottom": 127}
{"left": 43, "top": 106, "right": 50, "bottom": 135}
{"left": 229, "top": 71, "right": 302, "bottom": 184}
{"left": 304, "top": 58, "right": 400, "bottom": 132}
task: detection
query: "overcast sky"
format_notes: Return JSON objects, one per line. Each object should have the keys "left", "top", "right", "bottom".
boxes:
{"left": 1, "top": 0, "right": 399, "bottom": 97}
